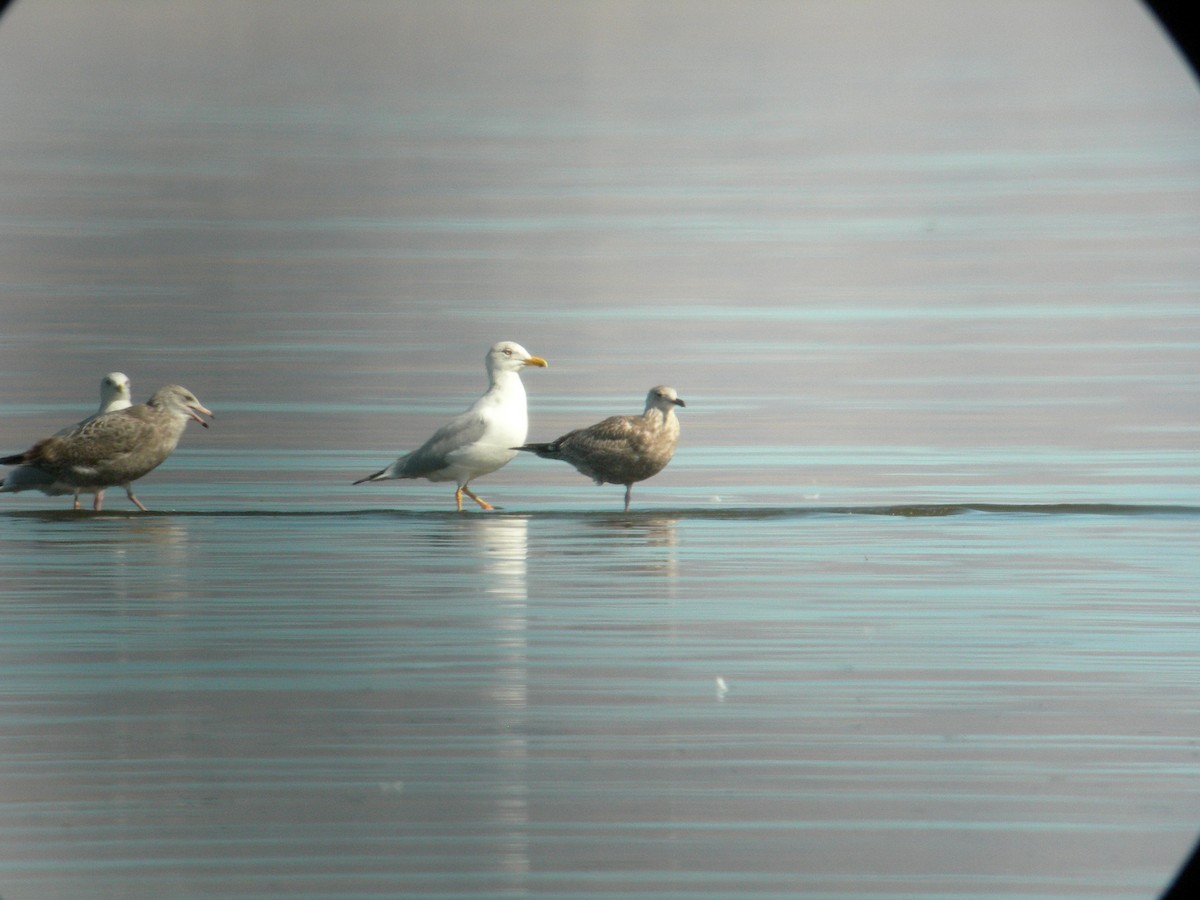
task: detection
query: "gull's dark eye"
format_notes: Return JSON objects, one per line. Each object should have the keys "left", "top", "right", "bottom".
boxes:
{"left": 503, "top": 348, "right": 513, "bottom": 356}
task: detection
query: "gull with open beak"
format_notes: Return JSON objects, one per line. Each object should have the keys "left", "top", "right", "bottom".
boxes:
{"left": 1, "top": 384, "right": 213, "bottom": 512}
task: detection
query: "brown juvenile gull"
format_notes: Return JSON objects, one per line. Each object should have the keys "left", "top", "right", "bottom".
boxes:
{"left": 1, "top": 384, "right": 212, "bottom": 512}
{"left": 517, "top": 385, "right": 685, "bottom": 512}
{"left": 354, "top": 341, "right": 548, "bottom": 511}
{"left": 0, "top": 372, "right": 135, "bottom": 509}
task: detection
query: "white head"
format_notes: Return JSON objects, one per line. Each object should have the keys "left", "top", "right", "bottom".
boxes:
{"left": 644, "top": 385, "right": 686, "bottom": 414}
{"left": 486, "top": 341, "right": 548, "bottom": 377}
{"left": 149, "top": 384, "right": 214, "bottom": 428}
{"left": 99, "top": 372, "right": 133, "bottom": 413}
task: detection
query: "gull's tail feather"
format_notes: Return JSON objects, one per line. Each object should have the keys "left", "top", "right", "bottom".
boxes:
{"left": 515, "top": 441, "right": 562, "bottom": 459}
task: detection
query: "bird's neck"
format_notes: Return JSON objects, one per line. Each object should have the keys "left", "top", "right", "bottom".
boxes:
{"left": 644, "top": 407, "right": 673, "bottom": 427}
{"left": 487, "top": 369, "right": 525, "bottom": 398}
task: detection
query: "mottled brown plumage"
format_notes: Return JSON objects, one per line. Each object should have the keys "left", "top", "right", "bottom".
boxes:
{"left": 1, "top": 385, "right": 212, "bottom": 511}
{"left": 518, "top": 386, "right": 684, "bottom": 511}
{"left": 0, "top": 372, "right": 134, "bottom": 509}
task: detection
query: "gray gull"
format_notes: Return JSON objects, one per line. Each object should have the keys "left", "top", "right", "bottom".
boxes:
{"left": 1, "top": 384, "right": 212, "bottom": 512}
{"left": 517, "top": 385, "right": 684, "bottom": 511}
{"left": 354, "top": 341, "right": 548, "bottom": 511}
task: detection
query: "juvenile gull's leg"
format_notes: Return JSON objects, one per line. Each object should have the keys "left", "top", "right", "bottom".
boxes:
{"left": 125, "top": 485, "right": 149, "bottom": 512}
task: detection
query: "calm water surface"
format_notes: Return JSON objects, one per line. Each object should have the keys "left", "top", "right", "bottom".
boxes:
{"left": 2, "top": 1, "right": 1199, "bottom": 897}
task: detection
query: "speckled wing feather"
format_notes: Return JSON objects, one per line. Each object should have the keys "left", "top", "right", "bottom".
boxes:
{"left": 14, "top": 407, "right": 167, "bottom": 486}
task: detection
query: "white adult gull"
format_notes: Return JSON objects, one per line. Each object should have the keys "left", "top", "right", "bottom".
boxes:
{"left": 0, "top": 372, "right": 134, "bottom": 509}
{"left": 354, "top": 341, "right": 548, "bottom": 511}
{"left": 88, "top": 372, "right": 135, "bottom": 421}
{"left": 517, "top": 385, "right": 685, "bottom": 512}
{"left": 1, "top": 384, "right": 213, "bottom": 512}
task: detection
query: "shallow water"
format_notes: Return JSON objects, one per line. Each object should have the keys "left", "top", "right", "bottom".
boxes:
{"left": 2, "top": 499, "right": 1199, "bottom": 898}
{"left": 2, "top": 1, "right": 1200, "bottom": 897}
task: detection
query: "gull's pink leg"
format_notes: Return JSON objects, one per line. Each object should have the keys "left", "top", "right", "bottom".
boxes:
{"left": 125, "top": 486, "right": 149, "bottom": 512}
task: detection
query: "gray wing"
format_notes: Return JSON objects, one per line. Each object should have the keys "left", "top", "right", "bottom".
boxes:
{"left": 396, "top": 410, "right": 489, "bottom": 477}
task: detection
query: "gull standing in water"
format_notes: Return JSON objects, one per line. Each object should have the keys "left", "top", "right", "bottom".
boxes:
{"left": 517, "top": 385, "right": 685, "bottom": 511}
{"left": 1, "top": 384, "right": 213, "bottom": 511}
{"left": 354, "top": 341, "right": 548, "bottom": 511}
{"left": 84, "top": 372, "right": 135, "bottom": 422}
{"left": 0, "top": 372, "right": 134, "bottom": 509}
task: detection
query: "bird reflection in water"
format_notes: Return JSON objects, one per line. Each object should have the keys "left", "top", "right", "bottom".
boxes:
{"left": 468, "top": 514, "right": 532, "bottom": 882}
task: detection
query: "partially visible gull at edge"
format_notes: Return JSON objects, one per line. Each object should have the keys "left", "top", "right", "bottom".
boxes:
{"left": 1, "top": 384, "right": 213, "bottom": 512}
{"left": 0, "top": 372, "right": 134, "bottom": 509}
{"left": 517, "top": 385, "right": 685, "bottom": 511}
{"left": 354, "top": 341, "right": 548, "bottom": 511}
